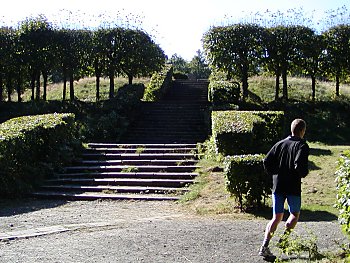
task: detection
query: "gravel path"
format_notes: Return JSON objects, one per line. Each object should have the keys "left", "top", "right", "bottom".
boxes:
{"left": 0, "top": 199, "right": 347, "bottom": 263}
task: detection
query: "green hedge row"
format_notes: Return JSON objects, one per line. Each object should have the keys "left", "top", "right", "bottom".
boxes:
{"left": 212, "top": 110, "right": 284, "bottom": 155}
{"left": 143, "top": 64, "right": 173, "bottom": 101}
{"left": 0, "top": 113, "right": 80, "bottom": 196}
{"left": 224, "top": 154, "right": 270, "bottom": 210}
{"left": 335, "top": 150, "right": 350, "bottom": 238}
{"left": 208, "top": 80, "right": 240, "bottom": 109}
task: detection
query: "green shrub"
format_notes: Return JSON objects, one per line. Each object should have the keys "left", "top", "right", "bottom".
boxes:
{"left": 335, "top": 150, "right": 350, "bottom": 238}
{"left": 208, "top": 80, "right": 240, "bottom": 108}
{"left": 224, "top": 154, "right": 270, "bottom": 210}
{"left": 212, "top": 110, "right": 284, "bottom": 155}
{"left": 143, "top": 65, "right": 173, "bottom": 101}
{"left": 79, "top": 83, "right": 145, "bottom": 142}
{"left": 0, "top": 113, "right": 80, "bottom": 197}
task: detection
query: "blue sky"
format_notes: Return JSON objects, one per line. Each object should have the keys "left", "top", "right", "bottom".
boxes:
{"left": 1, "top": 0, "right": 349, "bottom": 60}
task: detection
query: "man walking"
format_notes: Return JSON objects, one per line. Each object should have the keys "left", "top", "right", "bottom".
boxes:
{"left": 259, "top": 119, "right": 309, "bottom": 258}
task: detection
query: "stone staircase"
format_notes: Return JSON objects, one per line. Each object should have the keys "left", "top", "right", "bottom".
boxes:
{"left": 32, "top": 80, "right": 210, "bottom": 201}
{"left": 122, "top": 79, "right": 209, "bottom": 143}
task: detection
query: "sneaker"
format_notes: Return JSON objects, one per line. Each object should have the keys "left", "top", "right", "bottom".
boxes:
{"left": 258, "top": 246, "right": 274, "bottom": 257}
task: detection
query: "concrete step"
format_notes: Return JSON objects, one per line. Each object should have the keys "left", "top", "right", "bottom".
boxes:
{"left": 44, "top": 178, "right": 194, "bottom": 187}
{"left": 54, "top": 172, "right": 198, "bottom": 180}
{"left": 87, "top": 143, "right": 197, "bottom": 149}
{"left": 81, "top": 153, "right": 198, "bottom": 160}
{"left": 32, "top": 191, "right": 180, "bottom": 201}
{"left": 38, "top": 185, "right": 188, "bottom": 194}
{"left": 64, "top": 165, "right": 199, "bottom": 173}
{"left": 78, "top": 159, "right": 198, "bottom": 166}
{"left": 84, "top": 147, "right": 197, "bottom": 154}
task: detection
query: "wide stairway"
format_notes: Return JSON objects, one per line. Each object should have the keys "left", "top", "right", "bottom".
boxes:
{"left": 32, "top": 80, "right": 209, "bottom": 201}
{"left": 122, "top": 79, "right": 209, "bottom": 143}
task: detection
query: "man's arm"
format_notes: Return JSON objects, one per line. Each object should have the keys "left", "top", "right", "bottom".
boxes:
{"left": 294, "top": 143, "right": 309, "bottom": 178}
{"left": 264, "top": 147, "right": 278, "bottom": 176}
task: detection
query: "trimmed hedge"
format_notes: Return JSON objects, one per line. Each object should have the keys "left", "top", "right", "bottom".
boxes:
{"left": 224, "top": 154, "right": 270, "bottom": 210}
{"left": 335, "top": 150, "right": 350, "bottom": 238}
{"left": 208, "top": 80, "right": 240, "bottom": 108}
{"left": 0, "top": 113, "right": 79, "bottom": 196}
{"left": 143, "top": 65, "right": 173, "bottom": 101}
{"left": 212, "top": 110, "right": 284, "bottom": 155}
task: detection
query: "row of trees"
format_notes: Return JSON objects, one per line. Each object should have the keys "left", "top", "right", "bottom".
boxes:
{"left": 0, "top": 15, "right": 165, "bottom": 102}
{"left": 203, "top": 23, "right": 350, "bottom": 101}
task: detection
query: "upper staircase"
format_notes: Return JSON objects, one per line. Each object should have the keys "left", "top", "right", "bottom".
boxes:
{"left": 32, "top": 80, "right": 210, "bottom": 201}
{"left": 122, "top": 80, "right": 209, "bottom": 143}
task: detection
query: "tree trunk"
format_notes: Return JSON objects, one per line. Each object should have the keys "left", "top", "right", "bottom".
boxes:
{"left": 16, "top": 72, "right": 22, "bottom": 103}
{"left": 95, "top": 60, "right": 101, "bottom": 101}
{"left": 63, "top": 75, "right": 67, "bottom": 101}
{"left": 96, "top": 74, "right": 100, "bottom": 101}
{"left": 31, "top": 72, "right": 35, "bottom": 101}
{"left": 241, "top": 65, "right": 249, "bottom": 100}
{"left": 281, "top": 69, "right": 288, "bottom": 101}
{"left": 0, "top": 76, "right": 3, "bottom": 102}
{"left": 43, "top": 71, "right": 48, "bottom": 101}
{"left": 95, "top": 61, "right": 101, "bottom": 101}
{"left": 35, "top": 73, "right": 40, "bottom": 100}
{"left": 311, "top": 75, "right": 316, "bottom": 101}
{"left": 274, "top": 73, "right": 280, "bottom": 101}
{"left": 128, "top": 74, "right": 133, "bottom": 85}
{"left": 109, "top": 73, "right": 114, "bottom": 99}
{"left": 69, "top": 73, "right": 74, "bottom": 101}
{"left": 335, "top": 75, "right": 340, "bottom": 96}
{"left": 6, "top": 74, "right": 12, "bottom": 102}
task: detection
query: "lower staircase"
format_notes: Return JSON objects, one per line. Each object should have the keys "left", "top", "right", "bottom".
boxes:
{"left": 32, "top": 143, "right": 199, "bottom": 201}
{"left": 32, "top": 80, "right": 209, "bottom": 201}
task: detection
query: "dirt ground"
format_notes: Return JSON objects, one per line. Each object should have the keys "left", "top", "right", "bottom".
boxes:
{"left": 0, "top": 199, "right": 347, "bottom": 263}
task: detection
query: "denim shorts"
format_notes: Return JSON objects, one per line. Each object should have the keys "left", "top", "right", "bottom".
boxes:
{"left": 272, "top": 193, "right": 301, "bottom": 214}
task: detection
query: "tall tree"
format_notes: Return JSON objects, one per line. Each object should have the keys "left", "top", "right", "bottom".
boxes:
{"left": 56, "top": 29, "right": 92, "bottom": 100}
{"left": 0, "top": 27, "right": 15, "bottom": 101}
{"left": 323, "top": 24, "right": 350, "bottom": 96}
{"left": 203, "top": 23, "right": 265, "bottom": 99}
{"left": 297, "top": 33, "right": 325, "bottom": 101}
{"left": 121, "top": 29, "right": 165, "bottom": 84}
{"left": 102, "top": 27, "right": 125, "bottom": 98}
{"left": 169, "top": 53, "right": 189, "bottom": 74}
{"left": 263, "top": 25, "right": 315, "bottom": 100}
{"left": 188, "top": 49, "right": 211, "bottom": 79}
{"left": 92, "top": 28, "right": 108, "bottom": 101}
{"left": 18, "top": 15, "right": 54, "bottom": 100}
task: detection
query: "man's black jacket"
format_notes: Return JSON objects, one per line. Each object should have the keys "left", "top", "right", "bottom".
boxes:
{"left": 263, "top": 136, "right": 309, "bottom": 196}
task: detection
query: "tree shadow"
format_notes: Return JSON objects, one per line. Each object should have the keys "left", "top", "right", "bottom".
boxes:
{"left": 0, "top": 197, "right": 67, "bottom": 217}
{"left": 250, "top": 208, "right": 337, "bottom": 222}
{"left": 308, "top": 147, "right": 332, "bottom": 171}
{"left": 299, "top": 209, "right": 338, "bottom": 222}
{"left": 309, "top": 147, "right": 332, "bottom": 157}
{"left": 308, "top": 160, "right": 321, "bottom": 171}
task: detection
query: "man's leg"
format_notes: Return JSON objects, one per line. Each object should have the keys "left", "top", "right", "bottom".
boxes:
{"left": 279, "top": 195, "right": 301, "bottom": 242}
{"left": 263, "top": 213, "right": 283, "bottom": 247}
{"left": 285, "top": 195, "right": 301, "bottom": 232}
{"left": 259, "top": 194, "right": 285, "bottom": 257}
{"left": 285, "top": 211, "right": 300, "bottom": 230}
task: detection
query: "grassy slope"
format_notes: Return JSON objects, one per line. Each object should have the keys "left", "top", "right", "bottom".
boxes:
{"left": 11, "top": 77, "right": 150, "bottom": 102}
{"left": 182, "top": 76, "right": 350, "bottom": 220}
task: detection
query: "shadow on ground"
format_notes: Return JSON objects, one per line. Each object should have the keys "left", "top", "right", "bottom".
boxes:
{"left": 250, "top": 208, "right": 337, "bottom": 222}
{"left": 0, "top": 198, "right": 67, "bottom": 217}
{"left": 299, "top": 209, "right": 338, "bottom": 222}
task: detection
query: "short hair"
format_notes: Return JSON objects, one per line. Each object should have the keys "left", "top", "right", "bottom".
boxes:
{"left": 291, "top": 119, "right": 306, "bottom": 136}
